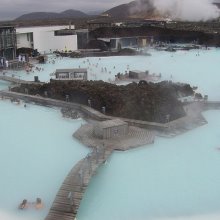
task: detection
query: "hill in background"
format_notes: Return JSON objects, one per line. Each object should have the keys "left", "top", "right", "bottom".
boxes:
{"left": 104, "top": 0, "right": 220, "bottom": 19}
{"left": 14, "top": 0, "right": 162, "bottom": 21}
{"left": 14, "top": 0, "right": 220, "bottom": 23}
{"left": 103, "top": 0, "right": 158, "bottom": 19}
{"left": 15, "top": 9, "right": 89, "bottom": 21}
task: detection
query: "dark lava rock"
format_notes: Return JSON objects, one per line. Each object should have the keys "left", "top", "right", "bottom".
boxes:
{"left": 12, "top": 80, "right": 195, "bottom": 123}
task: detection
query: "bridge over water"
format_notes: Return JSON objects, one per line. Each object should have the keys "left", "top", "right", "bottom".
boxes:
{"left": 45, "top": 147, "right": 113, "bottom": 220}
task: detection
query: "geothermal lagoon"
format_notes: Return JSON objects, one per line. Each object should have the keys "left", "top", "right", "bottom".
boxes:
{"left": 1, "top": 48, "right": 220, "bottom": 220}
{"left": 6, "top": 47, "right": 220, "bottom": 100}
{"left": 0, "top": 99, "right": 89, "bottom": 220}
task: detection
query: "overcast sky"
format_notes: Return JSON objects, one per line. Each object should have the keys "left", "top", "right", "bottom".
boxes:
{"left": 0, "top": 0, "right": 131, "bottom": 20}
{"left": 1, "top": 0, "right": 220, "bottom": 21}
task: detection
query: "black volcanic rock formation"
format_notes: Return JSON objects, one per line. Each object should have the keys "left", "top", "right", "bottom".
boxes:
{"left": 12, "top": 80, "right": 194, "bottom": 123}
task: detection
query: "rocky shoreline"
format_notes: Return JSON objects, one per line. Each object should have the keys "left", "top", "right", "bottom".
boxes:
{"left": 11, "top": 80, "right": 197, "bottom": 123}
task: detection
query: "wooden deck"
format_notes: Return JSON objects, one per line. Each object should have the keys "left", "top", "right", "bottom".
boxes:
{"left": 0, "top": 75, "right": 44, "bottom": 85}
{"left": 0, "top": 75, "right": 25, "bottom": 84}
{"left": 73, "top": 124, "right": 155, "bottom": 151}
{"left": 45, "top": 147, "right": 113, "bottom": 220}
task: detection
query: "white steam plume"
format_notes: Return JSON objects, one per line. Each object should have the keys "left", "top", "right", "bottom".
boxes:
{"left": 150, "top": 0, "right": 220, "bottom": 21}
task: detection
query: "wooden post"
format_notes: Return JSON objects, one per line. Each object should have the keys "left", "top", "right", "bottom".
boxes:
{"left": 78, "top": 168, "right": 83, "bottom": 186}
{"left": 67, "top": 191, "right": 74, "bottom": 212}
{"left": 95, "top": 147, "right": 99, "bottom": 163}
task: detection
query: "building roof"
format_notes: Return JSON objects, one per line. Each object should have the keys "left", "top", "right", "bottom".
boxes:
{"left": 75, "top": 29, "right": 89, "bottom": 33}
{"left": 0, "top": 26, "right": 15, "bottom": 29}
{"left": 129, "top": 70, "right": 145, "bottom": 74}
{"left": 56, "top": 68, "right": 87, "bottom": 73}
{"left": 97, "top": 119, "right": 128, "bottom": 129}
{"left": 87, "top": 20, "right": 112, "bottom": 24}
{"left": 16, "top": 25, "right": 71, "bottom": 34}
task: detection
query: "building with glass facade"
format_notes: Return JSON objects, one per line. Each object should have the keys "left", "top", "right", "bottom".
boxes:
{"left": 0, "top": 26, "right": 16, "bottom": 60}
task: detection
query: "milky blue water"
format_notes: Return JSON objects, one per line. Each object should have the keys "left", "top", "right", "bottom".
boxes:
{"left": 5, "top": 48, "right": 220, "bottom": 100}
{"left": 77, "top": 110, "right": 220, "bottom": 220}
{"left": 0, "top": 80, "right": 10, "bottom": 90}
{"left": 1, "top": 48, "right": 220, "bottom": 220}
{"left": 0, "top": 100, "right": 89, "bottom": 220}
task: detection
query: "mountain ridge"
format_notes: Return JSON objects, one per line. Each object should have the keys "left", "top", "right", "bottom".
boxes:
{"left": 103, "top": 0, "right": 158, "bottom": 19}
{"left": 15, "top": 0, "right": 220, "bottom": 21}
{"left": 15, "top": 9, "right": 89, "bottom": 21}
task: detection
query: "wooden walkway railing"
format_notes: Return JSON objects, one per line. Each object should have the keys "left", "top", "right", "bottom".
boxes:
{"left": 0, "top": 91, "right": 168, "bottom": 131}
{"left": 0, "top": 75, "right": 26, "bottom": 84}
{"left": 0, "top": 75, "right": 43, "bottom": 85}
{"left": 45, "top": 147, "right": 113, "bottom": 220}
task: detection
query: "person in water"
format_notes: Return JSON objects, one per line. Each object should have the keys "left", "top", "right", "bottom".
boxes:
{"left": 35, "top": 198, "right": 44, "bottom": 209}
{"left": 18, "top": 199, "right": 28, "bottom": 209}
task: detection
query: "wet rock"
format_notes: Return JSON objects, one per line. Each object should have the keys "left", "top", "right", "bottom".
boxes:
{"left": 61, "top": 108, "right": 80, "bottom": 119}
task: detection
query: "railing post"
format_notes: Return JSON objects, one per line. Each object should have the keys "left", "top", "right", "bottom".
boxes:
{"left": 67, "top": 191, "right": 74, "bottom": 212}
{"left": 78, "top": 168, "right": 83, "bottom": 187}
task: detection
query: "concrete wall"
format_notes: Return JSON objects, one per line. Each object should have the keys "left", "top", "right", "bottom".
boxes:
{"left": 16, "top": 26, "right": 77, "bottom": 53}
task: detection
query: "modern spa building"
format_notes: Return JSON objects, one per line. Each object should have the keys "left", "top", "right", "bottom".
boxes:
{"left": 0, "top": 26, "right": 16, "bottom": 60}
{"left": 98, "top": 36, "right": 153, "bottom": 51}
{"left": 16, "top": 25, "right": 78, "bottom": 54}
{"left": 55, "top": 68, "right": 88, "bottom": 81}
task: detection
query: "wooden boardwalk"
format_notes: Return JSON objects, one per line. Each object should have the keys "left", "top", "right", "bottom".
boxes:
{"left": 0, "top": 91, "right": 168, "bottom": 131}
{"left": 0, "top": 75, "right": 25, "bottom": 84}
{"left": 74, "top": 124, "right": 155, "bottom": 151}
{"left": 0, "top": 75, "right": 44, "bottom": 85}
{"left": 45, "top": 147, "right": 113, "bottom": 220}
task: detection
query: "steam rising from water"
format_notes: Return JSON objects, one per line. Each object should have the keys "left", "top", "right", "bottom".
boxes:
{"left": 150, "top": 0, "right": 220, "bottom": 21}
{"left": 130, "top": 0, "right": 220, "bottom": 21}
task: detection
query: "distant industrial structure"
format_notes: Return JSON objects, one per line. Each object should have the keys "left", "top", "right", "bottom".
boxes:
{"left": 87, "top": 20, "right": 112, "bottom": 30}
{"left": 98, "top": 36, "right": 153, "bottom": 50}
{"left": 87, "top": 18, "right": 173, "bottom": 30}
{"left": 0, "top": 26, "right": 16, "bottom": 60}
{"left": 55, "top": 68, "right": 88, "bottom": 81}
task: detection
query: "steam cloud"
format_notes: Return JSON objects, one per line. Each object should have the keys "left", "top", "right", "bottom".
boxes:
{"left": 150, "top": 0, "right": 220, "bottom": 21}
